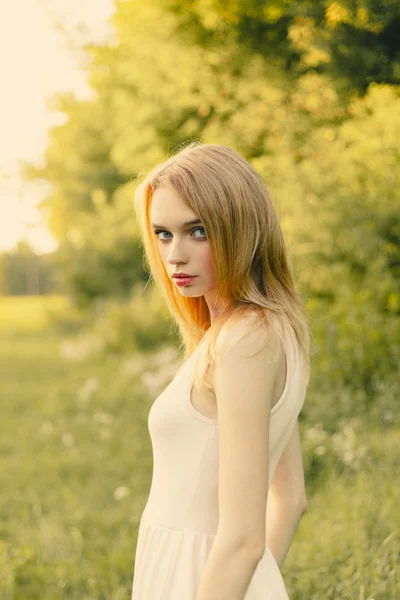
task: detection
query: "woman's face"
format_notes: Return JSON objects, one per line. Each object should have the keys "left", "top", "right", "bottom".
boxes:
{"left": 150, "top": 185, "right": 225, "bottom": 320}
{"left": 150, "top": 185, "right": 216, "bottom": 293}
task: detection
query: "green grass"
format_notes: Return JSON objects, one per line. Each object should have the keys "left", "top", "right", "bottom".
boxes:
{"left": 0, "top": 296, "right": 398, "bottom": 599}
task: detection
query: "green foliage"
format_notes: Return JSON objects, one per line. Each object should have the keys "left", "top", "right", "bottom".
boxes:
{"left": 160, "top": 0, "right": 400, "bottom": 92}
{"left": 82, "top": 281, "right": 180, "bottom": 355}
{"left": 50, "top": 188, "right": 147, "bottom": 307}
{"left": 295, "top": 84, "right": 400, "bottom": 410}
{"left": 0, "top": 295, "right": 72, "bottom": 334}
{"left": 0, "top": 241, "right": 58, "bottom": 296}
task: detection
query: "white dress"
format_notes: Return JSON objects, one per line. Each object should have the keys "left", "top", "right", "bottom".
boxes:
{"left": 132, "top": 316, "right": 308, "bottom": 599}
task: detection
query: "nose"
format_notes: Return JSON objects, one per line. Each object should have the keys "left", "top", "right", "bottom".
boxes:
{"left": 166, "top": 239, "right": 189, "bottom": 267}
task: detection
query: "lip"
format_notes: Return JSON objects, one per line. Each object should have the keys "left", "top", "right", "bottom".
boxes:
{"left": 172, "top": 273, "right": 195, "bottom": 278}
{"left": 173, "top": 276, "right": 197, "bottom": 287}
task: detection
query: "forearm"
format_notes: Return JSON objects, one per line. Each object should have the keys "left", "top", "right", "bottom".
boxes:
{"left": 196, "top": 535, "right": 262, "bottom": 600}
{"left": 265, "top": 495, "right": 306, "bottom": 569}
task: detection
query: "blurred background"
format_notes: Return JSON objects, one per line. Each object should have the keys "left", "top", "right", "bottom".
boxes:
{"left": 0, "top": 1, "right": 398, "bottom": 598}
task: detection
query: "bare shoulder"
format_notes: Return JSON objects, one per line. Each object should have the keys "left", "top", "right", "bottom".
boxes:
{"left": 215, "top": 309, "right": 280, "bottom": 361}
{"left": 203, "top": 311, "right": 284, "bottom": 399}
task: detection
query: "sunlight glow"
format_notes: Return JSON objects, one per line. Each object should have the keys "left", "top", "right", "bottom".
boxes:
{"left": 0, "top": 0, "right": 116, "bottom": 253}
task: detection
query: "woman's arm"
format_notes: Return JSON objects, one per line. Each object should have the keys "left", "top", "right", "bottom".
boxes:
{"left": 265, "top": 494, "right": 306, "bottom": 569}
{"left": 196, "top": 320, "right": 286, "bottom": 600}
{"left": 265, "top": 420, "right": 308, "bottom": 568}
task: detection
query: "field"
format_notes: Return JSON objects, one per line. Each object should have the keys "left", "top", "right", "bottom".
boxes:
{"left": 0, "top": 296, "right": 398, "bottom": 599}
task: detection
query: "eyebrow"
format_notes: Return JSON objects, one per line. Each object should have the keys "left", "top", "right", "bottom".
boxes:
{"left": 151, "top": 218, "right": 202, "bottom": 229}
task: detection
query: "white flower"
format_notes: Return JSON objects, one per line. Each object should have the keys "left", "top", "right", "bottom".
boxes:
{"left": 304, "top": 423, "right": 327, "bottom": 444}
{"left": 62, "top": 433, "right": 74, "bottom": 447}
{"left": 114, "top": 486, "right": 130, "bottom": 501}
{"left": 93, "top": 409, "right": 113, "bottom": 424}
{"left": 332, "top": 424, "right": 367, "bottom": 468}
{"left": 59, "top": 335, "right": 105, "bottom": 361}
{"left": 99, "top": 428, "right": 111, "bottom": 440}
{"left": 77, "top": 378, "right": 99, "bottom": 405}
{"left": 41, "top": 421, "right": 54, "bottom": 435}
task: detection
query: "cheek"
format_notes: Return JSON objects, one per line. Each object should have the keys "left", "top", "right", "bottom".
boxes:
{"left": 201, "top": 247, "right": 215, "bottom": 279}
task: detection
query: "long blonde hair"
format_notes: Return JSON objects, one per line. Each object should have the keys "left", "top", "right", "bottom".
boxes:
{"left": 134, "top": 141, "right": 311, "bottom": 393}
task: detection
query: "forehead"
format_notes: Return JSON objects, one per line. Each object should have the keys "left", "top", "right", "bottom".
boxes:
{"left": 150, "top": 186, "right": 199, "bottom": 225}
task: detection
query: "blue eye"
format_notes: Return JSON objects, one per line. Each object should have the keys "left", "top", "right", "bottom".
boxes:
{"left": 154, "top": 227, "right": 207, "bottom": 241}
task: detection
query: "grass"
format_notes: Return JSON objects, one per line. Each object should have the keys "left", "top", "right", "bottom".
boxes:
{"left": 0, "top": 296, "right": 398, "bottom": 599}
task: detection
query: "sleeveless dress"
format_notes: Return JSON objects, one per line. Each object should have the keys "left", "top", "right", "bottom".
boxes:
{"left": 131, "top": 317, "right": 308, "bottom": 599}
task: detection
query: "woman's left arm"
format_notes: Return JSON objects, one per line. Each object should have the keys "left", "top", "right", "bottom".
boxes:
{"left": 195, "top": 534, "right": 263, "bottom": 600}
{"left": 265, "top": 419, "right": 308, "bottom": 568}
{"left": 196, "top": 320, "right": 284, "bottom": 600}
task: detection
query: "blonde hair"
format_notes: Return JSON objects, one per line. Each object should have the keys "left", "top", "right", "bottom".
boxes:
{"left": 134, "top": 141, "right": 311, "bottom": 394}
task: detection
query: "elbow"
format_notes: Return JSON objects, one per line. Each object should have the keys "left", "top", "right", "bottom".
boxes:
{"left": 237, "top": 534, "right": 266, "bottom": 562}
{"left": 290, "top": 490, "right": 308, "bottom": 515}
{"left": 243, "top": 540, "right": 266, "bottom": 562}
{"left": 284, "top": 495, "right": 307, "bottom": 515}
{"left": 279, "top": 493, "right": 308, "bottom": 514}
{"left": 298, "top": 497, "right": 308, "bottom": 515}
{"left": 218, "top": 532, "right": 265, "bottom": 563}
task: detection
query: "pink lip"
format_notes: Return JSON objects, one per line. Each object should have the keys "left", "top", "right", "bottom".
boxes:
{"left": 173, "top": 276, "right": 197, "bottom": 286}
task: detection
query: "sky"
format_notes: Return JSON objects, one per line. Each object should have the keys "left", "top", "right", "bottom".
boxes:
{"left": 0, "top": 0, "right": 116, "bottom": 254}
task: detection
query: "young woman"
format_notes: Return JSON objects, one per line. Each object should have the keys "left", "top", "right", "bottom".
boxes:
{"left": 131, "top": 142, "right": 311, "bottom": 600}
